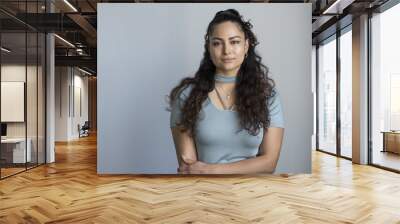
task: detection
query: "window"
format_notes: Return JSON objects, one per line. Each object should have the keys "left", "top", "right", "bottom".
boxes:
{"left": 339, "top": 28, "right": 352, "bottom": 158}
{"left": 317, "top": 36, "right": 337, "bottom": 155}
{"left": 371, "top": 2, "right": 400, "bottom": 171}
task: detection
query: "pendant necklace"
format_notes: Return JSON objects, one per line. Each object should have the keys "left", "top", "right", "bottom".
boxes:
{"left": 214, "top": 73, "right": 236, "bottom": 110}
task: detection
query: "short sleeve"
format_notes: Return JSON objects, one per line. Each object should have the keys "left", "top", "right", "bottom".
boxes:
{"left": 268, "top": 89, "right": 285, "bottom": 128}
{"left": 170, "top": 85, "right": 192, "bottom": 128}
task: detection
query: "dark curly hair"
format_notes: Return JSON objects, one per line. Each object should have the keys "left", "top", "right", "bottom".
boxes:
{"left": 169, "top": 9, "right": 275, "bottom": 137}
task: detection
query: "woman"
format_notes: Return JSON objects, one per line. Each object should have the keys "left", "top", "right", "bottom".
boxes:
{"left": 169, "top": 9, "right": 284, "bottom": 174}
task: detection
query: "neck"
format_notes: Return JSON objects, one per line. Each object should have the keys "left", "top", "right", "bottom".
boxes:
{"left": 215, "top": 69, "right": 237, "bottom": 77}
{"left": 214, "top": 73, "right": 237, "bottom": 83}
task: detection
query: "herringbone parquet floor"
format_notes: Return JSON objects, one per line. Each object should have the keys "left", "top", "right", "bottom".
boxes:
{"left": 1, "top": 134, "right": 400, "bottom": 223}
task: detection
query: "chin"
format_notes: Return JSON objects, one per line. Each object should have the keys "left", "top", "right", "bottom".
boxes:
{"left": 218, "top": 65, "right": 239, "bottom": 73}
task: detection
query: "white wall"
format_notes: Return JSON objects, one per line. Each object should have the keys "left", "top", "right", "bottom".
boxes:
{"left": 1, "top": 65, "right": 39, "bottom": 137}
{"left": 1, "top": 63, "right": 46, "bottom": 163}
{"left": 72, "top": 72, "right": 89, "bottom": 138}
{"left": 55, "top": 66, "right": 69, "bottom": 141}
{"left": 55, "top": 67, "right": 89, "bottom": 141}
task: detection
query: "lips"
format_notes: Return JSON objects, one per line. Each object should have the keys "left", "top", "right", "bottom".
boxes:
{"left": 222, "top": 58, "right": 235, "bottom": 62}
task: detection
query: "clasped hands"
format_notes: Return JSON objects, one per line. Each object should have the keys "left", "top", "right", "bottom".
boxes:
{"left": 177, "top": 156, "right": 215, "bottom": 174}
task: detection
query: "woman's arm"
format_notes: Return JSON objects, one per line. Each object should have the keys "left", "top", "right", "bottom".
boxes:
{"left": 184, "top": 127, "right": 284, "bottom": 174}
{"left": 171, "top": 126, "right": 198, "bottom": 171}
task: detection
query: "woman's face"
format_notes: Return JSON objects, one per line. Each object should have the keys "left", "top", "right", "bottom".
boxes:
{"left": 208, "top": 21, "right": 249, "bottom": 76}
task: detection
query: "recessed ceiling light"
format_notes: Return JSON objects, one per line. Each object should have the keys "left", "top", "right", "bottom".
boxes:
{"left": 54, "top": 34, "right": 75, "bottom": 48}
{"left": 63, "top": 0, "right": 78, "bottom": 12}
{"left": 78, "top": 67, "right": 93, "bottom": 76}
{"left": 1, "top": 47, "right": 11, "bottom": 53}
{"left": 322, "top": 0, "right": 353, "bottom": 15}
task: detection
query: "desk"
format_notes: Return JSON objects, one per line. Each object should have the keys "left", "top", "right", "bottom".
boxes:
{"left": 1, "top": 138, "right": 31, "bottom": 163}
{"left": 382, "top": 131, "right": 400, "bottom": 154}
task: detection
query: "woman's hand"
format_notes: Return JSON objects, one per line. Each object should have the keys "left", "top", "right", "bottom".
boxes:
{"left": 177, "top": 125, "right": 283, "bottom": 174}
{"left": 178, "top": 156, "right": 215, "bottom": 174}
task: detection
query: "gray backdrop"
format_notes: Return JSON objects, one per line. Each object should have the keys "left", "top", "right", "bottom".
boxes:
{"left": 98, "top": 3, "right": 312, "bottom": 174}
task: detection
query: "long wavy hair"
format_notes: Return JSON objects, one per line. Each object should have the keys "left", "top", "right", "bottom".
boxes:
{"left": 169, "top": 9, "right": 275, "bottom": 137}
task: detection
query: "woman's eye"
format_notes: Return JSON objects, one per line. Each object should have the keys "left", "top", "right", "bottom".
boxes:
{"left": 231, "top": 41, "right": 240, "bottom": 45}
{"left": 212, "top": 42, "right": 221, "bottom": 47}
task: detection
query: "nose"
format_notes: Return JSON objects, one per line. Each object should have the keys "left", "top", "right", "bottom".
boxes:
{"left": 223, "top": 43, "right": 232, "bottom": 55}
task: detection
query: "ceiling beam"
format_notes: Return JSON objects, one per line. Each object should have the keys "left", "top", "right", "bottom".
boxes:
{"left": 55, "top": 55, "right": 96, "bottom": 67}
{"left": 322, "top": 0, "right": 356, "bottom": 14}
{"left": 67, "top": 13, "right": 97, "bottom": 46}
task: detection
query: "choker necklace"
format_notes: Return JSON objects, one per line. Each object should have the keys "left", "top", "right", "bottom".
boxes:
{"left": 214, "top": 74, "right": 237, "bottom": 83}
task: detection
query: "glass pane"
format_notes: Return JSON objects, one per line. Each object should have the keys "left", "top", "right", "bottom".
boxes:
{"left": 1, "top": 31, "right": 27, "bottom": 178}
{"left": 0, "top": 1, "right": 46, "bottom": 179}
{"left": 312, "top": 46, "right": 317, "bottom": 150}
{"left": 38, "top": 32, "right": 45, "bottom": 165}
{"left": 371, "top": 3, "right": 400, "bottom": 171}
{"left": 318, "top": 37, "right": 337, "bottom": 154}
{"left": 340, "top": 29, "right": 352, "bottom": 158}
{"left": 27, "top": 31, "right": 38, "bottom": 169}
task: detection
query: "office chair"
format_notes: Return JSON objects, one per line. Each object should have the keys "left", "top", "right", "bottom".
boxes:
{"left": 79, "top": 121, "right": 90, "bottom": 138}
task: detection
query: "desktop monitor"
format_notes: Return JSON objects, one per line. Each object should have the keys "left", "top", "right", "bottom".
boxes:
{"left": 1, "top": 123, "right": 7, "bottom": 137}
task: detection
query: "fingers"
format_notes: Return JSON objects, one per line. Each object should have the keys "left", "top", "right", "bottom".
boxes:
{"left": 178, "top": 160, "right": 208, "bottom": 174}
{"left": 178, "top": 162, "right": 189, "bottom": 174}
{"left": 178, "top": 162, "right": 207, "bottom": 175}
{"left": 178, "top": 168, "right": 188, "bottom": 174}
{"left": 178, "top": 163, "right": 198, "bottom": 174}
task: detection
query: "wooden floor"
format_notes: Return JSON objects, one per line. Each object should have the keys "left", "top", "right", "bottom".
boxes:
{"left": 0, "top": 167, "right": 26, "bottom": 178}
{"left": 1, "top": 163, "right": 46, "bottom": 178}
{"left": 1, "top": 134, "right": 400, "bottom": 223}
{"left": 372, "top": 151, "right": 400, "bottom": 171}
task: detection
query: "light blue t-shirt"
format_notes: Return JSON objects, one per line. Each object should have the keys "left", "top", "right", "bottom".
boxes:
{"left": 170, "top": 85, "right": 284, "bottom": 164}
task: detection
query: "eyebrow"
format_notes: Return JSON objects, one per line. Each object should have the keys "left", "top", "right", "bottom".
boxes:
{"left": 211, "top": 36, "right": 242, "bottom": 41}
